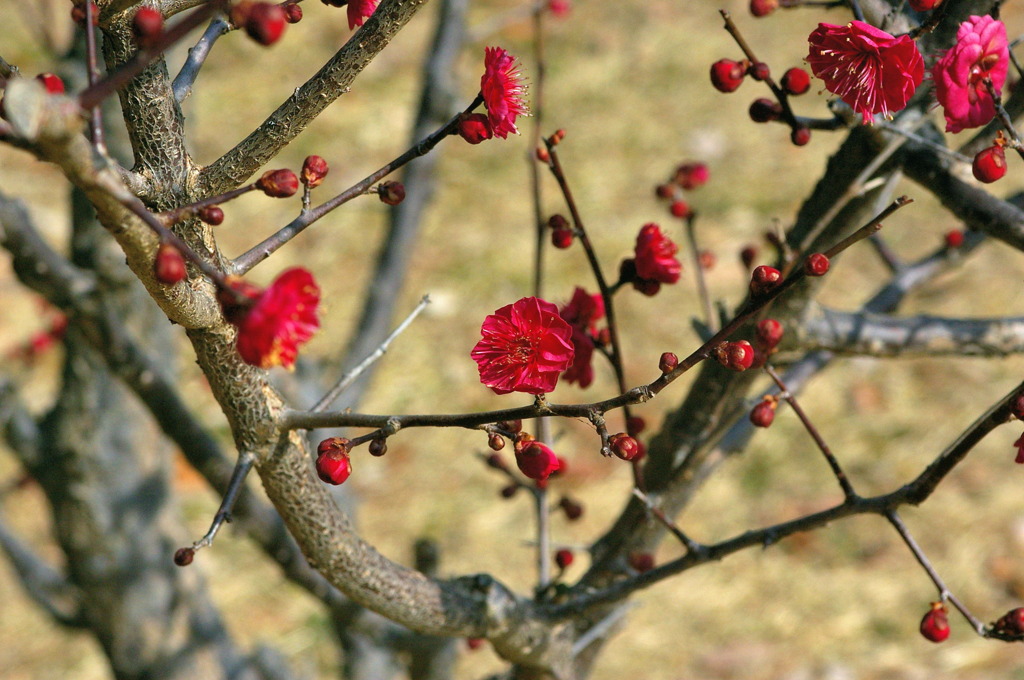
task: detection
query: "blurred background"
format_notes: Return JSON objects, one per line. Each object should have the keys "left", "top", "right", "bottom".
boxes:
{"left": 4, "top": 1, "right": 1024, "bottom": 678}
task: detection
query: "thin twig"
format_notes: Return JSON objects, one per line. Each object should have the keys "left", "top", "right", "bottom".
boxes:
{"left": 684, "top": 213, "right": 716, "bottom": 333}
{"left": 631, "top": 489, "right": 703, "bottom": 554}
{"left": 764, "top": 364, "right": 857, "bottom": 499}
{"left": 885, "top": 510, "right": 986, "bottom": 634}
{"left": 189, "top": 451, "right": 257, "bottom": 552}
{"left": 172, "top": 16, "right": 231, "bottom": 103}
{"left": 311, "top": 295, "right": 431, "bottom": 413}
{"left": 231, "top": 97, "right": 483, "bottom": 275}
{"left": 84, "top": 1, "right": 107, "bottom": 154}
{"left": 79, "top": 0, "right": 229, "bottom": 110}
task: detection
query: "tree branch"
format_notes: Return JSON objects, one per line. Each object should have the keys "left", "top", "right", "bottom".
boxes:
{"left": 198, "top": 0, "right": 432, "bottom": 196}
{"left": 797, "top": 306, "right": 1024, "bottom": 357}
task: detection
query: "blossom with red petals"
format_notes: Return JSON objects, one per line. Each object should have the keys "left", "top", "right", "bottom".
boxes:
{"left": 347, "top": 0, "right": 380, "bottom": 30}
{"left": 226, "top": 268, "right": 321, "bottom": 369}
{"left": 558, "top": 288, "right": 605, "bottom": 388}
{"left": 471, "top": 297, "right": 574, "bottom": 395}
{"left": 932, "top": 15, "right": 1009, "bottom": 133}
{"left": 634, "top": 223, "right": 681, "bottom": 284}
{"left": 806, "top": 20, "right": 924, "bottom": 124}
{"left": 481, "top": 47, "right": 529, "bottom": 139}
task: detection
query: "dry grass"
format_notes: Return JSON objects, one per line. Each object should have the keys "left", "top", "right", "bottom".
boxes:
{"left": 4, "top": 1, "right": 1024, "bottom": 678}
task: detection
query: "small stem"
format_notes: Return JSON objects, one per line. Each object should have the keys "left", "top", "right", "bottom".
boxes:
{"left": 159, "top": 184, "right": 256, "bottom": 224}
{"left": 535, "top": 484, "right": 551, "bottom": 589}
{"left": 684, "top": 213, "right": 716, "bottom": 333}
{"left": 83, "top": 1, "right": 107, "bottom": 155}
{"left": 191, "top": 451, "right": 257, "bottom": 552}
{"left": 719, "top": 11, "right": 801, "bottom": 133}
{"left": 764, "top": 364, "right": 857, "bottom": 500}
{"left": 632, "top": 489, "right": 703, "bottom": 555}
{"left": 310, "top": 295, "right": 431, "bottom": 413}
{"left": 79, "top": 0, "right": 229, "bottom": 111}
{"left": 172, "top": 15, "right": 231, "bottom": 103}
{"left": 231, "top": 96, "right": 484, "bottom": 275}
{"left": 545, "top": 141, "right": 641, "bottom": 484}
{"left": 823, "top": 196, "right": 910, "bottom": 259}
{"left": 985, "top": 78, "right": 1024, "bottom": 160}
{"left": 886, "top": 510, "right": 986, "bottom": 634}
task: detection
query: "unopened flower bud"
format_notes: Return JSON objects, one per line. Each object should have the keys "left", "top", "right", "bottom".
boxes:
{"left": 656, "top": 183, "right": 675, "bottom": 199}
{"left": 755, "top": 318, "right": 784, "bottom": 350}
{"left": 781, "top": 67, "right": 811, "bottom": 95}
{"left": 669, "top": 200, "right": 691, "bottom": 219}
{"left": 243, "top": 2, "right": 287, "bottom": 46}
{"left": 368, "top": 437, "right": 387, "bottom": 457}
{"left": 198, "top": 205, "right": 224, "bottom": 225}
{"left": 748, "top": 62, "right": 770, "bottom": 81}
{"left": 559, "top": 495, "right": 584, "bottom": 520}
{"left": 458, "top": 113, "right": 493, "bottom": 144}
{"left": 284, "top": 3, "right": 303, "bottom": 23}
{"left": 749, "top": 98, "right": 782, "bottom": 123}
{"left": 257, "top": 168, "right": 299, "bottom": 197}
{"left": 555, "top": 548, "right": 574, "bottom": 570}
{"left": 973, "top": 144, "right": 1007, "bottom": 183}
{"left": 536, "top": 147, "right": 550, "bottom": 162}
{"left": 804, "top": 252, "right": 830, "bottom": 276}
{"left": 552, "top": 228, "right": 574, "bottom": 248}
{"left": 173, "top": 547, "right": 195, "bottom": 566}
{"left": 674, "top": 162, "right": 709, "bottom": 190}
{"left": 628, "top": 552, "right": 655, "bottom": 573}
{"left": 740, "top": 245, "right": 758, "bottom": 270}
{"left": 486, "top": 452, "right": 506, "bottom": 470}
{"left": 608, "top": 433, "right": 641, "bottom": 461}
{"left": 488, "top": 433, "right": 505, "bottom": 451}
{"left": 154, "top": 243, "right": 187, "bottom": 284}
{"left": 132, "top": 7, "right": 164, "bottom": 49}
{"left": 749, "top": 0, "right": 778, "bottom": 16}
{"left": 944, "top": 230, "right": 965, "bottom": 248}
{"left": 301, "top": 155, "right": 329, "bottom": 187}
{"left": 750, "top": 265, "right": 782, "bottom": 296}
{"left": 500, "top": 484, "right": 518, "bottom": 498}
{"left": 920, "top": 602, "right": 950, "bottom": 643}
{"left": 316, "top": 439, "right": 352, "bottom": 485}
{"left": 908, "top": 0, "right": 943, "bottom": 10}
{"left": 992, "top": 607, "right": 1024, "bottom": 637}
{"left": 710, "top": 59, "right": 746, "bottom": 93}
{"left": 659, "top": 352, "right": 679, "bottom": 374}
{"left": 626, "top": 416, "right": 646, "bottom": 436}
{"left": 498, "top": 419, "right": 523, "bottom": 434}
{"left": 715, "top": 340, "right": 755, "bottom": 371}
{"left": 378, "top": 181, "right": 406, "bottom": 206}
{"left": 750, "top": 398, "right": 777, "bottom": 427}
{"left": 790, "top": 126, "right": 811, "bottom": 146}
{"left": 36, "top": 73, "right": 66, "bottom": 94}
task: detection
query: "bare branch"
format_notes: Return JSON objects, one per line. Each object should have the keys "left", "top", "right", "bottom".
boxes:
{"left": 172, "top": 16, "right": 230, "bottom": 103}
{"left": 198, "top": 0, "right": 433, "bottom": 196}
{"left": 797, "top": 307, "right": 1024, "bottom": 357}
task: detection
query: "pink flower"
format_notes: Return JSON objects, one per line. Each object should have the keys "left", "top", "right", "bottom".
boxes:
{"left": 481, "top": 47, "right": 529, "bottom": 139}
{"left": 347, "top": 0, "right": 380, "bottom": 30}
{"left": 634, "top": 223, "right": 681, "bottom": 284}
{"left": 558, "top": 288, "right": 605, "bottom": 388}
{"left": 932, "top": 15, "right": 1009, "bottom": 133}
{"left": 559, "top": 287, "right": 604, "bottom": 331}
{"left": 806, "top": 20, "right": 924, "bottom": 124}
{"left": 471, "top": 297, "right": 575, "bottom": 395}
{"left": 548, "top": 0, "right": 571, "bottom": 18}
{"left": 223, "top": 268, "right": 321, "bottom": 369}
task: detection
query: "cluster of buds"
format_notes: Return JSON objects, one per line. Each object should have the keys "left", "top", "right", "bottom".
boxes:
{"left": 654, "top": 161, "right": 709, "bottom": 221}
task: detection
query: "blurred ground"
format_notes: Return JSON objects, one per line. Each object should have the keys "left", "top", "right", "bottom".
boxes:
{"left": 4, "top": 1, "right": 1024, "bottom": 679}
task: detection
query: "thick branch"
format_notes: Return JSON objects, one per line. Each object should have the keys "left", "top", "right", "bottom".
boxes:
{"left": 797, "top": 306, "right": 1024, "bottom": 357}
